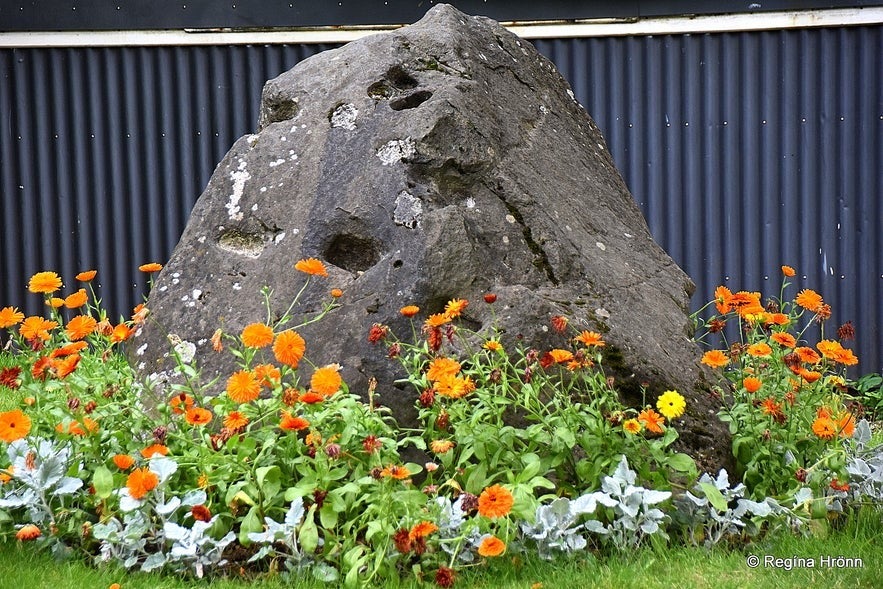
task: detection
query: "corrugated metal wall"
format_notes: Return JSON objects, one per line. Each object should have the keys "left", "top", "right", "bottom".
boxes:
{"left": 2, "top": 27, "right": 882, "bottom": 372}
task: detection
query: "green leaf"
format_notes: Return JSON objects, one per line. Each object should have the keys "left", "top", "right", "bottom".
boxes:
{"left": 92, "top": 466, "right": 114, "bottom": 500}
{"left": 699, "top": 482, "right": 729, "bottom": 512}
{"left": 319, "top": 503, "right": 339, "bottom": 529}
{"left": 666, "top": 453, "right": 697, "bottom": 473}
{"left": 299, "top": 505, "right": 319, "bottom": 554}
{"left": 465, "top": 462, "right": 488, "bottom": 494}
{"left": 238, "top": 506, "right": 263, "bottom": 545}
{"left": 255, "top": 465, "right": 281, "bottom": 500}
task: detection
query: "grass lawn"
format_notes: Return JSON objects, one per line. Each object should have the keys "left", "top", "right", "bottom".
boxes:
{"left": 2, "top": 508, "right": 880, "bottom": 589}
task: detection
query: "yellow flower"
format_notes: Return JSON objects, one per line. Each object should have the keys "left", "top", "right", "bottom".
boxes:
{"left": 623, "top": 419, "right": 642, "bottom": 435}
{"left": 483, "top": 339, "right": 503, "bottom": 352}
{"left": 444, "top": 298, "right": 468, "bottom": 318}
{"left": 656, "top": 390, "right": 686, "bottom": 419}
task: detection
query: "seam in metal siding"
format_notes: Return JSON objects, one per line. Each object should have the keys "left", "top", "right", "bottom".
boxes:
{"left": 1, "top": 29, "right": 881, "bottom": 372}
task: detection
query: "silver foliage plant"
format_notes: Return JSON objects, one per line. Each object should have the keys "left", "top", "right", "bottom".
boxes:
{"left": 91, "top": 456, "right": 235, "bottom": 578}
{"left": 0, "top": 438, "right": 84, "bottom": 526}
{"left": 521, "top": 456, "right": 671, "bottom": 557}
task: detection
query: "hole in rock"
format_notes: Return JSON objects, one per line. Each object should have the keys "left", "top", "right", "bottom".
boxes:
{"left": 390, "top": 90, "right": 432, "bottom": 111}
{"left": 386, "top": 65, "right": 418, "bottom": 90}
{"left": 367, "top": 81, "right": 393, "bottom": 99}
{"left": 324, "top": 234, "right": 381, "bottom": 273}
{"left": 263, "top": 96, "right": 299, "bottom": 124}
{"left": 217, "top": 230, "right": 264, "bottom": 258}
{"left": 392, "top": 260, "right": 403, "bottom": 269}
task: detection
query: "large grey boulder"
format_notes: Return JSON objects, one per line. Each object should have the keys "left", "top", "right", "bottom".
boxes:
{"left": 131, "top": 4, "right": 731, "bottom": 473}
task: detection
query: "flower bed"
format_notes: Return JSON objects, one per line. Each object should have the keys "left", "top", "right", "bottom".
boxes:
{"left": 1, "top": 263, "right": 881, "bottom": 587}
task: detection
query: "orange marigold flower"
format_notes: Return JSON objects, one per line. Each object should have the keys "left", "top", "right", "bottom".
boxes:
{"left": 435, "top": 375, "right": 476, "bottom": 399}
{"left": 623, "top": 418, "right": 642, "bottom": 435}
{"left": 0, "top": 306, "right": 25, "bottom": 328}
{"left": 280, "top": 411, "right": 310, "bottom": 431}
{"left": 51, "top": 354, "right": 81, "bottom": 378}
{"left": 138, "top": 262, "right": 163, "bottom": 273}
{"left": 75, "top": 269, "right": 97, "bottom": 281}
{"left": 64, "top": 288, "right": 88, "bottom": 309}
{"left": 714, "top": 285, "right": 733, "bottom": 314}
{"left": 141, "top": 444, "right": 169, "bottom": 459}
{"left": 0, "top": 409, "right": 32, "bottom": 443}
{"left": 430, "top": 439, "right": 455, "bottom": 454}
{"left": 400, "top": 305, "right": 420, "bottom": 317}
{"left": 409, "top": 521, "right": 439, "bottom": 540}
{"left": 811, "top": 416, "right": 837, "bottom": 440}
{"left": 766, "top": 313, "right": 790, "bottom": 326}
{"left": 746, "top": 342, "right": 772, "bottom": 357}
{"left": 637, "top": 408, "right": 665, "bottom": 434}
{"left": 16, "top": 524, "right": 41, "bottom": 542}
{"left": 131, "top": 303, "right": 149, "bottom": 325}
{"left": 743, "top": 377, "right": 763, "bottom": 393}
{"left": 478, "top": 484, "right": 514, "bottom": 519}
{"left": 272, "top": 330, "right": 305, "bottom": 368}
{"left": 781, "top": 265, "right": 796, "bottom": 277}
{"left": 226, "top": 370, "right": 261, "bottom": 404}
{"left": 169, "top": 393, "right": 195, "bottom": 415}
{"left": 426, "top": 357, "right": 461, "bottom": 382}
{"left": 47, "top": 297, "right": 65, "bottom": 309}
{"left": 1, "top": 467, "right": 15, "bottom": 484}
{"left": 797, "top": 368, "right": 822, "bottom": 383}
{"left": 31, "top": 357, "right": 51, "bottom": 380}
{"left": 300, "top": 391, "right": 325, "bottom": 404}
{"left": 330, "top": 288, "right": 343, "bottom": 298}
{"left": 547, "top": 349, "right": 574, "bottom": 364}
{"left": 240, "top": 323, "right": 274, "bottom": 348}
{"left": 424, "top": 313, "right": 451, "bottom": 328}
{"left": 185, "top": 406, "right": 213, "bottom": 426}
{"left": 477, "top": 535, "right": 507, "bottom": 557}
{"left": 65, "top": 315, "right": 98, "bottom": 340}
{"left": 109, "top": 323, "right": 135, "bottom": 343}
{"left": 836, "top": 412, "right": 856, "bottom": 438}
{"left": 294, "top": 257, "right": 328, "bottom": 277}
{"left": 761, "top": 398, "right": 784, "bottom": 420}
{"left": 112, "top": 454, "right": 135, "bottom": 470}
{"left": 575, "top": 330, "right": 605, "bottom": 347}
{"left": 223, "top": 411, "right": 250, "bottom": 431}
{"left": 795, "top": 346, "right": 821, "bottom": 364}
{"left": 701, "top": 349, "right": 730, "bottom": 368}
{"left": 310, "top": 364, "right": 342, "bottom": 396}
{"left": 28, "top": 271, "right": 63, "bottom": 294}
{"left": 444, "top": 299, "right": 468, "bottom": 318}
{"left": 254, "top": 363, "right": 281, "bottom": 388}
{"left": 833, "top": 346, "right": 858, "bottom": 366}
{"left": 795, "top": 289, "right": 824, "bottom": 312}
{"left": 19, "top": 316, "right": 58, "bottom": 341}
{"left": 770, "top": 332, "right": 797, "bottom": 348}
{"left": 51, "top": 341, "right": 88, "bottom": 357}
{"left": 126, "top": 466, "right": 159, "bottom": 500}
{"left": 381, "top": 464, "right": 412, "bottom": 480}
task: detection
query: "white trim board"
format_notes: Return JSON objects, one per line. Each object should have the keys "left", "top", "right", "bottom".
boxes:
{"left": 1, "top": 7, "right": 882, "bottom": 48}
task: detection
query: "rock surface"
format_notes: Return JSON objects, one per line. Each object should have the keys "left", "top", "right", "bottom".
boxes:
{"left": 131, "top": 4, "right": 731, "bottom": 473}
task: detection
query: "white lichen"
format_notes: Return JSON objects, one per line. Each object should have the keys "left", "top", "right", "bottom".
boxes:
{"left": 226, "top": 160, "right": 250, "bottom": 221}
{"left": 330, "top": 103, "right": 359, "bottom": 130}
{"left": 376, "top": 138, "right": 416, "bottom": 166}
{"left": 393, "top": 191, "right": 423, "bottom": 229}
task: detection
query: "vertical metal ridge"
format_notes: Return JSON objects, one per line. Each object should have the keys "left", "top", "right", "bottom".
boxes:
{"left": 1, "top": 31, "right": 881, "bottom": 371}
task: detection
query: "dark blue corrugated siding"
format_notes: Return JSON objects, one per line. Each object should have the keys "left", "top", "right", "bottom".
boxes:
{"left": 1, "top": 28, "right": 881, "bottom": 371}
